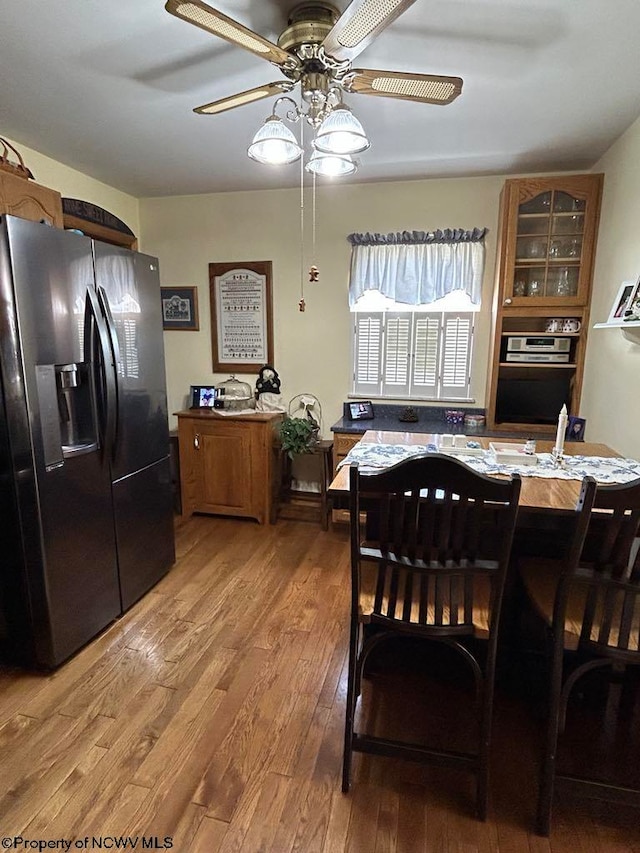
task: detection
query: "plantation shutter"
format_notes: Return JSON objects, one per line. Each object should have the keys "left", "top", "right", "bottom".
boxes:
{"left": 440, "top": 313, "right": 473, "bottom": 399}
{"left": 351, "top": 310, "right": 473, "bottom": 400}
{"left": 410, "top": 314, "right": 441, "bottom": 398}
{"left": 382, "top": 313, "right": 411, "bottom": 397}
{"left": 352, "top": 312, "right": 383, "bottom": 396}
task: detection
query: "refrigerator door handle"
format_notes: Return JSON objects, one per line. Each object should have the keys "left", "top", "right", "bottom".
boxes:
{"left": 84, "top": 286, "right": 117, "bottom": 457}
{"left": 97, "top": 285, "right": 122, "bottom": 367}
{"left": 96, "top": 285, "right": 122, "bottom": 459}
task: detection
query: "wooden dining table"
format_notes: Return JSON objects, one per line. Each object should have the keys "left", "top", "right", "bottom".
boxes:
{"left": 328, "top": 430, "right": 620, "bottom": 515}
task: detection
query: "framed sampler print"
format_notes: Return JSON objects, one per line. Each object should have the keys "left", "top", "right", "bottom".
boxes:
{"left": 160, "top": 286, "right": 199, "bottom": 331}
{"left": 209, "top": 260, "right": 274, "bottom": 373}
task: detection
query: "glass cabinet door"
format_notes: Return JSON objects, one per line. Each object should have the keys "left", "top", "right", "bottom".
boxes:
{"left": 508, "top": 188, "right": 590, "bottom": 304}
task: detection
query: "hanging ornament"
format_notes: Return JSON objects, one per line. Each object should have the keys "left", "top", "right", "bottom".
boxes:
{"left": 298, "top": 298, "right": 306, "bottom": 312}
{"left": 309, "top": 265, "right": 319, "bottom": 282}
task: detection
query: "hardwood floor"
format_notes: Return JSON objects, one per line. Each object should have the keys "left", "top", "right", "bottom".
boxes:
{"left": 1, "top": 514, "right": 640, "bottom": 851}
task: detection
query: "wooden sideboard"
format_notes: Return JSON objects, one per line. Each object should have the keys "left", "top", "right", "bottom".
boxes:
{"left": 176, "top": 410, "right": 282, "bottom": 524}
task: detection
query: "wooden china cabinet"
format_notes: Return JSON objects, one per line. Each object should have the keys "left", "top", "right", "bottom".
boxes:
{"left": 486, "top": 174, "right": 604, "bottom": 434}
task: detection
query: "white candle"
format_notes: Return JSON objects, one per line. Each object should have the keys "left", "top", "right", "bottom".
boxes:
{"left": 554, "top": 404, "right": 568, "bottom": 456}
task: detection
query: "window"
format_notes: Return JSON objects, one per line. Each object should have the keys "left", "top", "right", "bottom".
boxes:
{"left": 352, "top": 298, "right": 475, "bottom": 401}
{"left": 348, "top": 229, "right": 485, "bottom": 402}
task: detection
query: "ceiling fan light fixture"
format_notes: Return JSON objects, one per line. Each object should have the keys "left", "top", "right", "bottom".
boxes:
{"left": 305, "top": 150, "right": 357, "bottom": 177}
{"left": 247, "top": 115, "right": 302, "bottom": 165}
{"left": 313, "top": 105, "right": 370, "bottom": 155}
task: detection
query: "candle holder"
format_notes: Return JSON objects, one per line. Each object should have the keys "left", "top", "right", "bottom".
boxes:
{"left": 550, "top": 447, "right": 565, "bottom": 468}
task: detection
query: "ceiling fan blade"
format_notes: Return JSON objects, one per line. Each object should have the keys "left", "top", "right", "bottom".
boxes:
{"left": 165, "top": 0, "right": 297, "bottom": 70}
{"left": 194, "top": 81, "right": 295, "bottom": 115}
{"left": 345, "top": 69, "right": 463, "bottom": 105}
{"left": 322, "top": 0, "right": 418, "bottom": 63}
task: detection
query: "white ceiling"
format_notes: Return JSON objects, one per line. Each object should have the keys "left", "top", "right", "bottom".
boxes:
{"left": 2, "top": 0, "right": 640, "bottom": 199}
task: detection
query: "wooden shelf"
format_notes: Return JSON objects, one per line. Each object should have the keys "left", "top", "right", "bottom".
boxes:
{"left": 499, "top": 362, "right": 577, "bottom": 369}
{"left": 593, "top": 321, "right": 640, "bottom": 344}
{"left": 277, "top": 440, "right": 333, "bottom": 530}
{"left": 501, "top": 331, "right": 580, "bottom": 338}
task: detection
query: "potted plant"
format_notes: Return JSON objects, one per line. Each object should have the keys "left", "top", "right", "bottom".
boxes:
{"left": 277, "top": 415, "right": 316, "bottom": 460}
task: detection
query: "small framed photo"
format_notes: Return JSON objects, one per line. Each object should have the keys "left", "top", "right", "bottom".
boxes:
{"left": 608, "top": 280, "right": 635, "bottom": 322}
{"left": 160, "top": 286, "right": 199, "bottom": 331}
{"left": 624, "top": 277, "right": 640, "bottom": 321}
{"left": 348, "top": 400, "right": 374, "bottom": 421}
{"left": 567, "top": 415, "right": 586, "bottom": 441}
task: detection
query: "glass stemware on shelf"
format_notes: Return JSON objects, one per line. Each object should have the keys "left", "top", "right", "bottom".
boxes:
{"left": 512, "top": 190, "right": 585, "bottom": 298}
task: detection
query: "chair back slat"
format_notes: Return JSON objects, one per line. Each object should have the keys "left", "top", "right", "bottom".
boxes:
{"left": 374, "top": 562, "right": 387, "bottom": 614}
{"left": 387, "top": 565, "right": 400, "bottom": 619}
{"left": 596, "top": 584, "right": 617, "bottom": 646}
{"left": 464, "top": 573, "right": 475, "bottom": 627}
{"left": 630, "top": 540, "right": 640, "bottom": 582}
{"left": 450, "top": 574, "right": 461, "bottom": 626}
{"left": 403, "top": 492, "right": 418, "bottom": 561}
{"left": 418, "top": 573, "right": 429, "bottom": 624}
{"left": 434, "top": 571, "right": 445, "bottom": 626}
{"left": 451, "top": 497, "right": 470, "bottom": 561}
{"left": 437, "top": 492, "right": 454, "bottom": 563}
{"left": 617, "top": 589, "right": 636, "bottom": 650}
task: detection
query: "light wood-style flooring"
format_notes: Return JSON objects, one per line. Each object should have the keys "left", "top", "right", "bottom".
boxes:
{"left": 1, "top": 515, "right": 640, "bottom": 851}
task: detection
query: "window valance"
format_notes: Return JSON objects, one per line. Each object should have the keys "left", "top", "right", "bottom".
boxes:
{"left": 347, "top": 227, "right": 487, "bottom": 246}
{"left": 347, "top": 227, "right": 487, "bottom": 306}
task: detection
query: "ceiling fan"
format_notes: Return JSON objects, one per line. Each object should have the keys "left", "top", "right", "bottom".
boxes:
{"left": 164, "top": 0, "right": 463, "bottom": 121}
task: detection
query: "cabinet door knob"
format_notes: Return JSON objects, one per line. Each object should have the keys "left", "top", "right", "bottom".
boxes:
{"left": 194, "top": 433, "right": 200, "bottom": 450}
{"left": 503, "top": 297, "right": 512, "bottom": 306}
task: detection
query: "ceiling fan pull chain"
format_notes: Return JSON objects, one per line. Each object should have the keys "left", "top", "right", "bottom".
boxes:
{"left": 309, "top": 170, "right": 319, "bottom": 284}
{"left": 299, "top": 119, "right": 306, "bottom": 312}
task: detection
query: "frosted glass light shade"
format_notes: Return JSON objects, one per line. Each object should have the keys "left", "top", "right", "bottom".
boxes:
{"left": 314, "top": 106, "right": 370, "bottom": 155}
{"left": 248, "top": 116, "right": 302, "bottom": 165}
{"left": 305, "top": 151, "right": 357, "bottom": 177}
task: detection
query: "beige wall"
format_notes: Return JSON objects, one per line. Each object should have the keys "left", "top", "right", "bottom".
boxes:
{"left": 139, "top": 175, "right": 504, "bottom": 431}
{"left": 4, "top": 137, "right": 139, "bottom": 237}
{"left": 581, "top": 117, "right": 640, "bottom": 457}
{"left": 10, "top": 132, "right": 638, "bottom": 452}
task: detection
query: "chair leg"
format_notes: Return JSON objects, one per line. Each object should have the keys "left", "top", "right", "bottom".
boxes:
{"left": 476, "top": 669, "right": 494, "bottom": 821}
{"left": 342, "top": 627, "right": 359, "bottom": 793}
{"left": 536, "top": 643, "right": 564, "bottom": 836}
{"left": 619, "top": 664, "right": 640, "bottom": 721}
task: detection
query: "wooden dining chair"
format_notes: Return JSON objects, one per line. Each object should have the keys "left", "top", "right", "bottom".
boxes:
{"left": 342, "top": 453, "right": 522, "bottom": 819}
{"left": 518, "top": 475, "right": 640, "bottom": 836}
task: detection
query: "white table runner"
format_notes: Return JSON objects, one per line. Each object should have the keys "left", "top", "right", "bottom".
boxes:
{"left": 337, "top": 442, "right": 640, "bottom": 484}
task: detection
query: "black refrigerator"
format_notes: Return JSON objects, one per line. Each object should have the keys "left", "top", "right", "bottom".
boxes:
{"left": 0, "top": 215, "right": 175, "bottom": 668}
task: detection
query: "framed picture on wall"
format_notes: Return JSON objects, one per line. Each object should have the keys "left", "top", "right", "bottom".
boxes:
{"left": 160, "top": 286, "right": 199, "bottom": 331}
{"left": 209, "top": 260, "right": 274, "bottom": 373}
